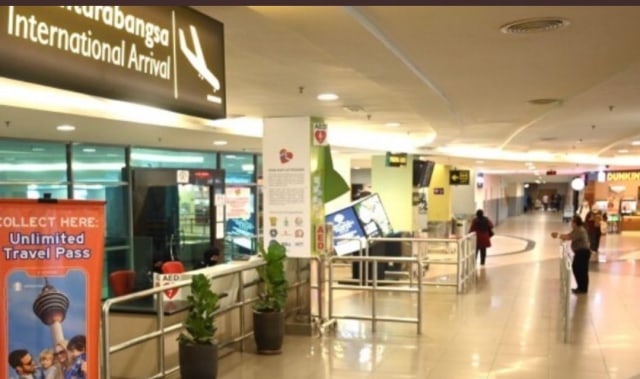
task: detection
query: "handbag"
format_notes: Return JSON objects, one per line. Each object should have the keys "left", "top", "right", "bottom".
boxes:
{"left": 600, "top": 220, "right": 608, "bottom": 235}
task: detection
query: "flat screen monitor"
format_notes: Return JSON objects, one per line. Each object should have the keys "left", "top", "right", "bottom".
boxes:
{"left": 413, "top": 160, "right": 435, "bottom": 188}
{"left": 353, "top": 193, "right": 393, "bottom": 238}
{"left": 326, "top": 206, "right": 367, "bottom": 256}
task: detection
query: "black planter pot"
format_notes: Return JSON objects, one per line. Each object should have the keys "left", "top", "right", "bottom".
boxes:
{"left": 253, "top": 310, "right": 284, "bottom": 354}
{"left": 179, "top": 342, "right": 218, "bottom": 379}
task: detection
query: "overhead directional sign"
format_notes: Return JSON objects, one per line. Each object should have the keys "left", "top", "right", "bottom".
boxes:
{"left": 449, "top": 170, "right": 470, "bottom": 185}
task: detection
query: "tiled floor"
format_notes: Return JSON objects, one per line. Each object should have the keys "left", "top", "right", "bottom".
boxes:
{"left": 217, "top": 212, "right": 640, "bottom": 378}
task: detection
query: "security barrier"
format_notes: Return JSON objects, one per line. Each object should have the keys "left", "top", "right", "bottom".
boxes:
{"left": 324, "top": 254, "right": 423, "bottom": 334}
{"left": 559, "top": 242, "right": 572, "bottom": 343}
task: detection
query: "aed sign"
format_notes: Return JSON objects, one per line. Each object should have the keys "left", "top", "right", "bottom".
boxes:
{"left": 0, "top": 6, "right": 226, "bottom": 120}
{"left": 606, "top": 171, "right": 640, "bottom": 182}
{"left": 449, "top": 170, "right": 470, "bottom": 185}
{"left": 385, "top": 152, "right": 408, "bottom": 167}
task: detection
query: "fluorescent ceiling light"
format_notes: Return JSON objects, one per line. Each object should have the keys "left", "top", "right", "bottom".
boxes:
{"left": 56, "top": 124, "right": 76, "bottom": 132}
{"left": 317, "top": 93, "right": 339, "bottom": 101}
{"left": 82, "top": 148, "right": 96, "bottom": 153}
{"left": 213, "top": 140, "right": 228, "bottom": 146}
{"left": 631, "top": 140, "right": 640, "bottom": 146}
{"left": 476, "top": 160, "right": 484, "bottom": 164}
{"left": 241, "top": 164, "right": 255, "bottom": 171}
{"left": 618, "top": 149, "right": 629, "bottom": 153}
{"left": 131, "top": 152, "right": 204, "bottom": 163}
{"left": 385, "top": 122, "right": 400, "bottom": 127}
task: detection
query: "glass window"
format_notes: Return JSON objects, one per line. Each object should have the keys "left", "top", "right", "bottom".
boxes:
{"left": 131, "top": 147, "right": 217, "bottom": 169}
{"left": 222, "top": 153, "right": 257, "bottom": 254}
{"left": 0, "top": 140, "right": 67, "bottom": 183}
{"left": 72, "top": 144, "right": 126, "bottom": 182}
{"left": 72, "top": 144, "right": 130, "bottom": 299}
{"left": 0, "top": 140, "right": 69, "bottom": 199}
{"left": 221, "top": 153, "right": 255, "bottom": 184}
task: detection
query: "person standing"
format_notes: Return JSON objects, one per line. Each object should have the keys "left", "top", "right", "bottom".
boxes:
{"left": 585, "top": 204, "right": 607, "bottom": 257}
{"left": 469, "top": 209, "right": 494, "bottom": 266}
{"left": 551, "top": 215, "right": 591, "bottom": 294}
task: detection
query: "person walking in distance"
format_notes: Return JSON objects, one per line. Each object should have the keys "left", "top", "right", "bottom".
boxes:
{"left": 551, "top": 215, "right": 591, "bottom": 294}
{"left": 469, "top": 209, "right": 494, "bottom": 266}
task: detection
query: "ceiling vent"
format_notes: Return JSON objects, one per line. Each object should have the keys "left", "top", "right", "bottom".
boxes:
{"left": 342, "top": 105, "right": 365, "bottom": 114}
{"left": 501, "top": 17, "right": 570, "bottom": 34}
{"left": 528, "top": 98, "right": 563, "bottom": 105}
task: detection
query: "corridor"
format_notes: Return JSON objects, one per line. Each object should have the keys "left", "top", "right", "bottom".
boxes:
{"left": 218, "top": 212, "right": 640, "bottom": 379}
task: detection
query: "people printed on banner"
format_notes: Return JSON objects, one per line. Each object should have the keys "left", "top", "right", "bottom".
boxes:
{"left": 551, "top": 215, "right": 591, "bottom": 294}
{"left": 8, "top": 337, "right": 87, "bottom": 379}
{"left": 54, "top": 340, "right": 71, "bottom": 379}
{"left": 38, "top": 349, "right": 58, "bottom": 379}
{"left": 469, "top": 209, "right": 494, "bottom": 266}
{"left": 66, "top": 335, "right": 87, "bottom": 379}
{"left": 8, "top": 349, "right": 37, "bottom": 379}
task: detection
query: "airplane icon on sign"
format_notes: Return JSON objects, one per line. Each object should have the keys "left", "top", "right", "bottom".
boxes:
{"left": 178, "top": 24, "right": 222, "bottom": 104}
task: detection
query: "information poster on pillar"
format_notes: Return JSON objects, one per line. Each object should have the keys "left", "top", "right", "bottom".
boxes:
{"left": 0, "top": 199, "right": 105, "bottom": 379}
{"left": 262, "top": 117, "right": 312, "bottom": 257}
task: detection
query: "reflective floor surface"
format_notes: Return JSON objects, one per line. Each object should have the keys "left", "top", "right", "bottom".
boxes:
{"left": 217, "top": 212, "right": 640, "bottom": 379}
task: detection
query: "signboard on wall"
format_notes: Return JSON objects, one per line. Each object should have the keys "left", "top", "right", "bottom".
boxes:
{"left": 262, "top": 117, "right": 312, "bottom": 258}
{"left": 0, "top": 6, "right": 226, "bottom": 120}
{"left": 449, "top": 170, "right": 470, "bottom": 185}
{"left": 0, "top": 199, "right": 105, "bottom": 379}
{"left": 385, "top": 152, "right": 408, "bottom": 167}
{"left": 606, "top": 170, "right": 640, "bottom": 181}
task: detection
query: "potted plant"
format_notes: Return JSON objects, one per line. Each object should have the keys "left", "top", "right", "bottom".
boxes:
{"left": 253, "top": 241, "right": 288, "bottom": 354}
{"left": 177, "top": 273, "right": 220, "bottom": 379}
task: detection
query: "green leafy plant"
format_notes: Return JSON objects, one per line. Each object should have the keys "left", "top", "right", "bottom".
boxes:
{"left": 178, "top": 274, "right": 220, "bottom": 345}
{"left": 254, "top": 241, "right": 288, "bottom": 312}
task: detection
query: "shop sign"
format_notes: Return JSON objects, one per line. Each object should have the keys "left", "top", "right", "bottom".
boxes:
{"left": 606, "top": 170, "right": 640, "bottom": 182}
{"left": 0, "top": 6, "right": 225, "bottom": 120}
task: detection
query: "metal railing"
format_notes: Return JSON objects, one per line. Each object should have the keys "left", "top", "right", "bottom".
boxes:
{"left": 361, "top": 234, "right": 476, "bottom": 293}
{"left": 101, "top": 259, "right": 265, "bottom": 379}
{"left": 559, "top": 242, "right": 572, "bottom": 343}
{"left": 325, "top": 255, "right": 423, "bottom": 334}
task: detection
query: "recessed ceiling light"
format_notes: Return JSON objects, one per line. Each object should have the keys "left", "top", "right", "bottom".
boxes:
{"left": 317, "top": 93, "right": 339, "bottom": 101}
{"left": 631, "top": 140, "right": 640, "bottom": 146}
{"left": 56, "top": 124, "right": 75, "bottom": 132}
{"left": 353, "top": 166, "right": 361, "bottom": 170}
{"left": 213, "top": 140, "right": 228, "bottom": 146}
{"left": 82, "top": 148, "right": 96, "bottom": 153}
{"left": 476, "top": 160, "right": 484, "bottom": 164}
{"left": 525, "top": 162, "right": 533, "bottom": 166}
{"left": 385, "top": 122, "right": 400, "bottom": 127}
{"left": 31, "top": 147, "right": 45, "bottom": 152}
{"left": 618, "top": 149, "right": 629, "bottom": 154}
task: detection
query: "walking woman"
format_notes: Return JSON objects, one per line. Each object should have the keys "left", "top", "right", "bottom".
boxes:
{"left": 551, "top": 215, "right": 591, "bottom": 294}
{"left": 469, "top": 209, "right": 494, "bottom": 266}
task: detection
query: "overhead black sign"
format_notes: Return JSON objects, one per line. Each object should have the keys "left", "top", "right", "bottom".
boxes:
{"left": 0, "top": 6, "right": 226, "bottom": 120}
{"left": 385, "top": 152, "right": 407, "bottom": 167}
{"left": 449, "top": 170, "right": 470, "bottom": 185}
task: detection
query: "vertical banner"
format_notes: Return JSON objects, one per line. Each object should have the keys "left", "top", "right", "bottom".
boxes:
{"left": 0, "top": 199, "right": 105, "bottom": 379}
{"left": 262, "top": 117, "right": 313, "bottom": 257}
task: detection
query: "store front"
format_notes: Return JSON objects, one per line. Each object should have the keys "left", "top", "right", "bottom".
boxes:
{"left": 584, "top": 170, "right": 640, "bottom": 232}
{"left": 0, "top": 139, "right": 260, "bottom": 298}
